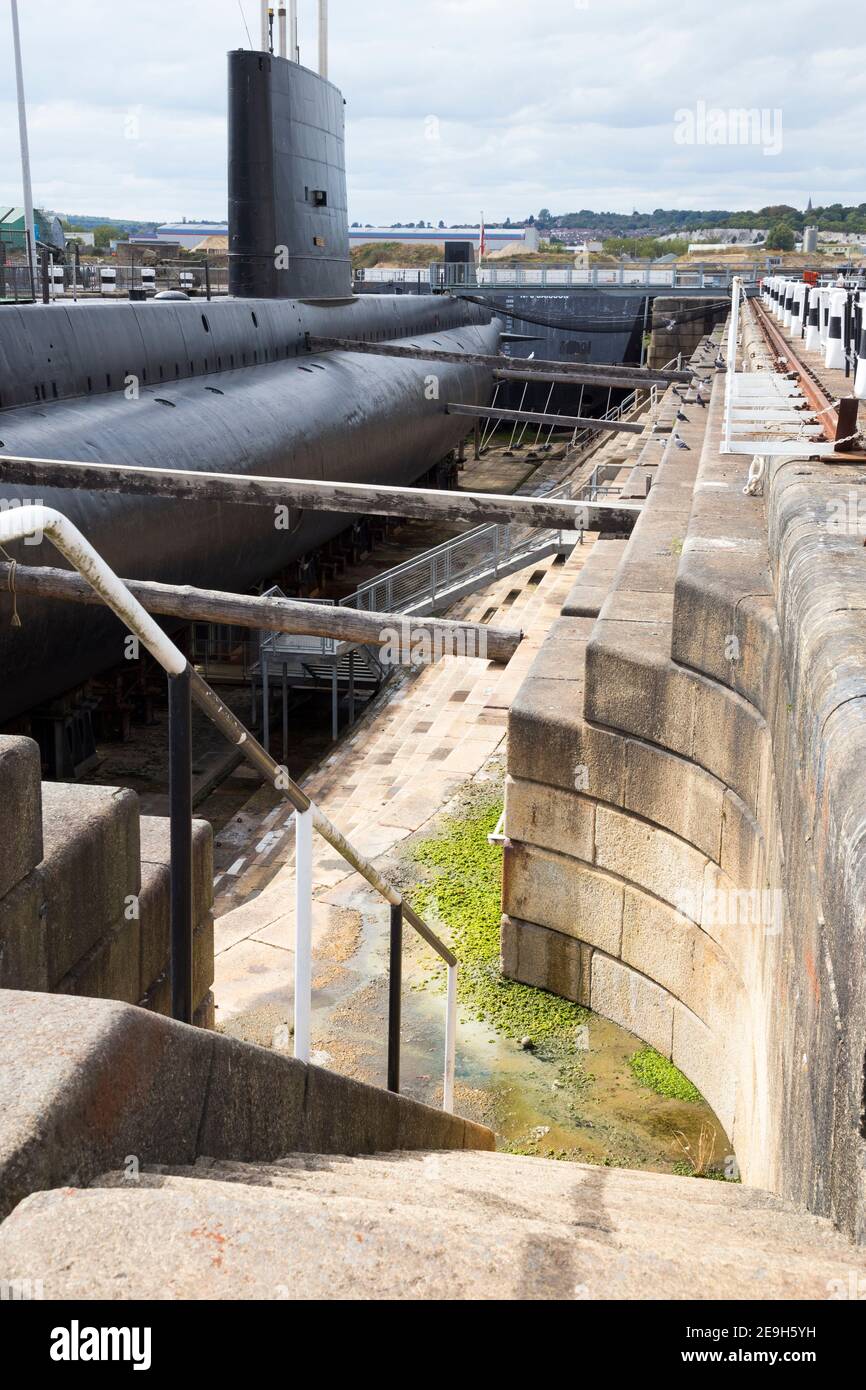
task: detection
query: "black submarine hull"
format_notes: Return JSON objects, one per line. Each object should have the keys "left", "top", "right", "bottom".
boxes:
{"left": 0, "top": 295, "right": 500, "bottom": 721}
{"left": 0, "top": 51, "right": 501, "bottom": 724}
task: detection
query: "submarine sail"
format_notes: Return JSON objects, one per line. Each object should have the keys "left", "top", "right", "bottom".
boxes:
{"left": 0, "top": 50, "right": 501, "bottom": 727}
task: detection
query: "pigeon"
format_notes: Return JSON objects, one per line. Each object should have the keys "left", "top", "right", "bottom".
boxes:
{"left": 673, "top": 435, "right": 690, "bottom": 450}
{"left": 676, "top": 410, "right": 689, "bottom": 422}
{"left": 714, "top": 352, "right": 725, "bottom": 368}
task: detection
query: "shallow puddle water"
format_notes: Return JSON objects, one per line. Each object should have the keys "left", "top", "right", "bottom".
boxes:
{"left": 225, "top": 769, "right": 735, "bottom": 1184}
{"left": 398, "top": 956, "right": 731, "bottom": 1177}
{"left": 308, "top": 872, "right": 734, "bottom": 1182}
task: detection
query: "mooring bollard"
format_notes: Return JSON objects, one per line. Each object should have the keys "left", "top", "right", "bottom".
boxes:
{"left": 825, "top": 288, "right": 847, "bottom": 370}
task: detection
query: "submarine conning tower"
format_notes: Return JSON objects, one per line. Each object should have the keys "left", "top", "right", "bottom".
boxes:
{"left": 228, "top": 49, "right": 351, "bottom": 300}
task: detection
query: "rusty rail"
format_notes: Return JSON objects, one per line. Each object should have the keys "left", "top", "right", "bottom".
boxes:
{"left": 751, "top": 297, "right": 861, "bottom": 454}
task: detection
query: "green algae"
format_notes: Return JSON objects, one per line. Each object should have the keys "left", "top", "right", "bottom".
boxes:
{"left": 402, "top": 791, "right": 736, "bottom": 1177}
{"left": 409, "top": 797, "right": 589, "bottom": 1046}
{"left": 629, "top": 1045, "right": 703, "bottom": 1103}
{"left": 673, "top": 1162, "right": 740, "bottom": 1182}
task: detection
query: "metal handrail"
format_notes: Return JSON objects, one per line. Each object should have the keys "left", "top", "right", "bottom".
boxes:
{"left": 336, "top": 442, "right": 633, "bottom": 621}
{"left": 0, "top": 504, "right": 458, "bottom": 1110}
{"left": 428, "top": 263, "right": 761, "bottom": 292}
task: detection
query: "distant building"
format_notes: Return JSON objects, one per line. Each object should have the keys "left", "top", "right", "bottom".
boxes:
{"left": 687, "top": 242, "right": 758, "bottom": 254}
{"left": 65, "top": 230, "right": 95, "bottom": 248}
{"left": 191, "top": 235, "right": 229, "bottom": 254}
{"left": 0, "top": 206, "right": 65, "bottom": 252}
{"left": 551, "top": 227, "right": 606, "bottom": 247}
{"left": 152, "top": 221, "right": 228, "bottom": 250}
{"left": 348, "top": 226, "right": 539, "bottom": 252}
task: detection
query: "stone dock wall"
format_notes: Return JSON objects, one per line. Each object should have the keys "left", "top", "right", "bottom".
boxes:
{"left": 503, "top": 324, "right": 866, "bottom": 1243}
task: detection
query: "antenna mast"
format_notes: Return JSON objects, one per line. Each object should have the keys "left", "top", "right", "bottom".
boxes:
{"left": 318, "top": 0, "right": 328, "bottom": 78}
{"left": 9, "top": 0, "right": 36, "bottom": 295}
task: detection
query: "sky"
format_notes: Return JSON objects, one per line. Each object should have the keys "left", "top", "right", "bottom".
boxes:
{"left": 1, "top": 0, "right": 864, "bottom": 225}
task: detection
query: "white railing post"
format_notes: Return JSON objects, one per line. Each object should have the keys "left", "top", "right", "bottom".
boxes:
{"left": 722, "top": 275, "right": 742, "bottom": 453}
{"left": 443, "top": 963, "right": 457, "bottom": 1111}
{"left": 294, "top": 806, "right": 313, "bottom": 1062}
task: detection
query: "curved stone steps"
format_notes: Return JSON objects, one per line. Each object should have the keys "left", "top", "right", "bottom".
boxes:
{"left": 2, "top": 1150, "right": 864, "bottom": 1300}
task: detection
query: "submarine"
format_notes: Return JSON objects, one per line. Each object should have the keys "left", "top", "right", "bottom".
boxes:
{"left": 0, "top": 40, "right": 501, "bottom": 732}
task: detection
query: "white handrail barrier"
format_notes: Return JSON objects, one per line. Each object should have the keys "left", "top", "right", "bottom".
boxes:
{"left": 294, "top": 806, "right": 313, "bottom": 1062}
{"left": 721, "top": 274, "right": 743, "bottom": 453}
{"left": 0, "top": 505, "right": 187, "bottom": 673}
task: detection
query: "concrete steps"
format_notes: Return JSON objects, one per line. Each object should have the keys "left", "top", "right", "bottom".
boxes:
{"left": 2, "top": 1149, "right": 864, "bottom": 1300}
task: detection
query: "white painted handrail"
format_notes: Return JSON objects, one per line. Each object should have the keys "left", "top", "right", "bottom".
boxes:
{"left": 0, "top": 504, "right": 459, "bottom": 1109}
{"left": 0, "top": 505, "right": 187, "bottom": 673}
{"left": 294, "top": 807, "right": 313, "bottom": 1062}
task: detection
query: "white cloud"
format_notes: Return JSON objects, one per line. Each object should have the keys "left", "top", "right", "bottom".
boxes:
{"left": 0, "top": 0, "right": 863, "bottom": 223}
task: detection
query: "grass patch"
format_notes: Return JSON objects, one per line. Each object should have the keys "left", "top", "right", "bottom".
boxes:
{"left": 629, "top": 1046, "right": 703, "bottom": 1103}
{"left": 409, "top": 798, "right": 589, "bottom": 1045}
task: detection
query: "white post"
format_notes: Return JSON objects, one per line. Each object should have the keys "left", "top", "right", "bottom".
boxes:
{"left": 260, "top": 0, "right": 269, "bottom": 52}
{"left": 290, "top": 0, "right": 298, "bottom": 61}
{"left": 721, "top": 275, "right": 741, "bottom": 454}
{"left": 855, "top": 292, "right": 866, "bottom": 401}
{"left": 443, "top": 962, "right": 457, "bottom": 1111}
{"left": 825, "top": 288, "right": 847, "bottom": 370}
{"left": 293, "top": 806, "right": 313, "bottom": 1063}
{"left": 317, "top": 0, "right": 328, "bottom": 78}
{"left": 10, "top": 0, "right": 36, "bottom": 296}
{"left": 277, "top": 3, "right": 286, "bottom": 57}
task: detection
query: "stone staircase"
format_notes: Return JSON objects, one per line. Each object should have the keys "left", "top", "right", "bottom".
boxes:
{"left": 4, "top": 987, "right": 865, "bottom": 1299}
{"left": 3, "top": 1148, "right": 865, "bottom": 1300}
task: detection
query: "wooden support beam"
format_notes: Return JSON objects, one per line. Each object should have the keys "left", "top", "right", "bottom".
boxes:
{"left": 305, "top": 334, "right": 695, "bottom": 383}
{"left": 0, "top": 563, "right": 523, "bottom": 663}
{"left": 447, "top": 403, "right": 645, "bottom": 435}
{"left": 0, "top": 454, "right": 643, "bottom": 529}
